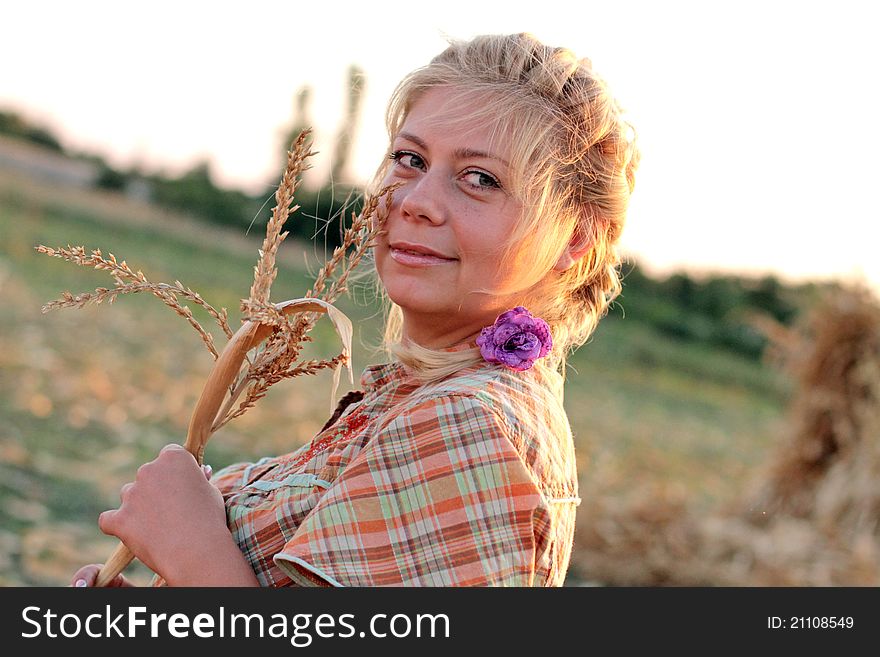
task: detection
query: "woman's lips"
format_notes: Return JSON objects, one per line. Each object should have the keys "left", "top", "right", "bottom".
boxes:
{"left": 389, "top": 247, "right": 457, "bottom": 267}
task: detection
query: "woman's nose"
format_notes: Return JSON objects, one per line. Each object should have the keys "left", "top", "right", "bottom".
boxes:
{"left": 398, "top": 172, "right": 448, "bottom": 225}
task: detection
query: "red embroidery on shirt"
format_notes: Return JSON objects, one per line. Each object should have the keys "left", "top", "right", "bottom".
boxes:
{"left": 287, "top": 408, "right": 368, "bottom": 471}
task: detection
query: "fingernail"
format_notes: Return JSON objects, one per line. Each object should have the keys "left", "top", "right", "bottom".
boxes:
{"left": 202, "top": 464, "right": 213, "bottom": 478}
{"left": 75, "top": 579, "right": 88, "bottom": 588}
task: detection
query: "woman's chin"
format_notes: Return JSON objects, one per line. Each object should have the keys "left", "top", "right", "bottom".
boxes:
{"left": 389, "top": 296, "right": 450, "bottom": 316}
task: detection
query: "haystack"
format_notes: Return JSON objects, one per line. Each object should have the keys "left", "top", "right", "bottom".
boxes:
{"left": 572, "top": 285, "right": 880, "bottom": 585}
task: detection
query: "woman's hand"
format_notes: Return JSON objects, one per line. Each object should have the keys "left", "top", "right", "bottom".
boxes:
{"left": 71, "top": 563, "right": 136, "bottom": 587}
{"left": 96, "top": 444, "right": 259, "bottom": 586}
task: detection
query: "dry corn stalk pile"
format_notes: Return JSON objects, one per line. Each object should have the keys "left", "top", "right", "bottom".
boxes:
{"left": 573, "top": 285, "right": 880, "bottom": 585}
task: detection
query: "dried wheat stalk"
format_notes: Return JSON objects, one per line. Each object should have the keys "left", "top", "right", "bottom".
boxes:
{"left": 37, "top": 246, "right": 231, "bottom": 358}
{"left": 231, "top": 184, "right": 397, "bottom": 430}
{"left": 249, "top": 129, "right": 314, "bottom": 306}
{"left": 36, "top": 128, "right": 399, "bottom": 586}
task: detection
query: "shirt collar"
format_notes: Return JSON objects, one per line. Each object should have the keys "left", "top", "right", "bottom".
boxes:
{"left": 360, "top": 339, "right": 479, "bottom": 392}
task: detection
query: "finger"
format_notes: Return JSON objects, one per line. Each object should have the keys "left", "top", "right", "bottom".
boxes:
{"left": 105, "top": 572, "right": 134, "bottom": 588}
{"left": 71, "top": 564, "right": 131, "bottom": 588}
{"left": 71, "top": 564, "right": 102, "bottom": 587}
{"left": 119, "top": 482, "right": 134, "bottom": 502}
{"left": 157, "top": 443, "right": 200, "bottom": 471}
{"left": 97, "top": 509, "right": 118, "bottom": 536}
{"left": 202, "top": 464, "right": 213, "bottom": 479}
{"left": 157, "top": 443, "right": 194, "bottom": 467}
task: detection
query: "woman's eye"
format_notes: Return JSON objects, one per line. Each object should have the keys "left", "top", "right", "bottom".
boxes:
{"left": 390, "top": 150, "right": 426, "bottom": 171}
{"left": 462, "top": 170, "right": 501, "bottom": 190}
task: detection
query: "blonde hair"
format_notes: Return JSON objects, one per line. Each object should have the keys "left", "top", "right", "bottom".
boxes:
{"left": 366, "top": 33, "right": 640, "bottom": 383}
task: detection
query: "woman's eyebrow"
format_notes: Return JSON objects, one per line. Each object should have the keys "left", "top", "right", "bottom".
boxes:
{"left": 397, "top": 132, "right": 508, "bottom": 166}
{"left": 454, "top": 147, "right": 509, "bottom": 167}
{"left": 397, "top": 132, "right": 429, "bottom": 150}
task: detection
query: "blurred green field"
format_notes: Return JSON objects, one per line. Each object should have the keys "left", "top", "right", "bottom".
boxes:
{"left": 0, "top": 175, "right": 792, "bottom": 586}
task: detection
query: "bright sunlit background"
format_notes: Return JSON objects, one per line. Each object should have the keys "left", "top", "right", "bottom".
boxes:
{"left": 3, "top": 0, "right": 877, "bottom": 291}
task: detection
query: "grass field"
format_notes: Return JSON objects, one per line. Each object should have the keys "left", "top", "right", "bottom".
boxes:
{"left": 0, "top": 172, "right": 792, "bottom": 585}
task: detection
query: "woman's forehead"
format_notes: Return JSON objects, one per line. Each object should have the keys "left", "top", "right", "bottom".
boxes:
{"left": 398, "top": 86, "right": 514, "bottom": 156}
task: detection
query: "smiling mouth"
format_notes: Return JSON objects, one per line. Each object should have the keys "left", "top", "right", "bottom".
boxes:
{"left": 389, "top": 247, "right": 457, "bottom": 266}
{"left": 393, "top": 247, "right": 454, "bottom": 258}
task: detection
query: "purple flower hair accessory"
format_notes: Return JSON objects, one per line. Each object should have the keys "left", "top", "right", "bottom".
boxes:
{"left": 476, "top": 306, "right": 552, "bottom": 372}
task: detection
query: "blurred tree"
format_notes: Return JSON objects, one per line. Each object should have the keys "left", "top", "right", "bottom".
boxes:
{"left": 663, "top": 272, "right": 698, "bottom": 309}
{"left": 745, "top": 275, "right": 798, "bottom": 324}
{"left": 0, "top": 109, "right": 63, "bottom": 151}
{"left": 617, "top": 266, "right": 797, "bottom": 359}
{"left": 698, "top": 276, "right": 744, "bottom": 319}
{"left": 94, "top": 162, "right": 128, "bottom": 191}
{"left": 271, "top": 66, "right": 369, "bottom": 249}
{"left": 331, "top": 65, "right": 365, "bottom": 185}
{"left": 279, "top": 86, "right": 313, "bottom": 174}
{"left": 150, "top": 160, "right": 262, "bottom": 230}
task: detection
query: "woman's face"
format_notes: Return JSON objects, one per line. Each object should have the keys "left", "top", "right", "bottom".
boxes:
{"left": 374, "top": 86, "right": 533, "bottom": 348}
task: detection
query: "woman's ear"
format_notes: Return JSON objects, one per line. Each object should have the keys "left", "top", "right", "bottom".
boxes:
{"left": 553, "top": 225, "right": 593, "bottom": 272}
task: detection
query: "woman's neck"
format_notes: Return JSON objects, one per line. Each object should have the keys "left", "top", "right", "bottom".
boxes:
{"left": 400, "top": 318, "right": 483, "bottom": 350}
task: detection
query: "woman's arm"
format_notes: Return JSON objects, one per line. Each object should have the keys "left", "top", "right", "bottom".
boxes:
{"left": 96, "top": 443, "right": 259, "bottom": 587}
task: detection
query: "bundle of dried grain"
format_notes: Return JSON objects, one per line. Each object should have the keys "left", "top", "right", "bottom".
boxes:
{"left": 732, "top": 285, "right": 880, "bottom": 584}
{"left": 572, "top": 475, "right": 712, "bottom": 585}
{"left": 748, "top": 285, "right": 880, "bottom": 522}
{"left": 36, "top": 130, "right": 400, "bottom": 585}
{"left": 572, "top": 284, "right": 880, "bottom": 586}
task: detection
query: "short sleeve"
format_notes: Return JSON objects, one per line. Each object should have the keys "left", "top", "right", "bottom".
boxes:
{"left": 273, "top": 394, "right": 545, "bottom": 586}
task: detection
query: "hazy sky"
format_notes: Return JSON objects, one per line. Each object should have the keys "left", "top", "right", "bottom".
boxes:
{"left": 3, "top": 0, "right": 877, "bottom": 291}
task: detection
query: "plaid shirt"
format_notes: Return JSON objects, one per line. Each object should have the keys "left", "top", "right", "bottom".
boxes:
{"left": 210, "top": 347, "right": 580, "bottom": 587}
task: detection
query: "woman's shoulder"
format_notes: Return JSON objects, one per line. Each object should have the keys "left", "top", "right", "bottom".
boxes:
{"left": 395, "top": 364, "right": 578, "bottom": 497}
{"left": 413, "top": 363, "right": 566, "bottom": 429}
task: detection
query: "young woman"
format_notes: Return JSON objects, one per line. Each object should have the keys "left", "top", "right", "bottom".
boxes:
{"left": 71, "top": 32, "right": 639, "bottom": 587}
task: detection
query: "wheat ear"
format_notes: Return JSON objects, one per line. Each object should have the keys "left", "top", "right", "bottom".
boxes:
{"left": 36, "top": 245, "right": 232, "bottom": 357}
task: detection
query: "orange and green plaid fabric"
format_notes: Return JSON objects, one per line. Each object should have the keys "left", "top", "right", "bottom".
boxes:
{"left": 210, "top": 350, "right": 580, "bottom": 587}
